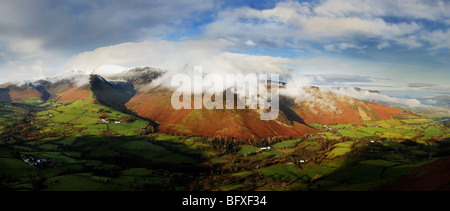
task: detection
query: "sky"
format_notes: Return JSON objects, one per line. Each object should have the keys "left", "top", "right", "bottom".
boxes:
{"left": 0, "top": 0, "right": 449, "bottom": 102}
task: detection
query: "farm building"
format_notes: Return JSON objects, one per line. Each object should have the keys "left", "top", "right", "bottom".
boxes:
{"left": 97, "top": 119, "right": 110, "bottom": 124}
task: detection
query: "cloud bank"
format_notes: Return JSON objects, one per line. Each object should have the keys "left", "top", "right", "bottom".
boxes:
{"left": 65, "top": 39, "right": 293, "bottom": 87}
{"left": 203, "top": 0, "right": 450, "bottom": 50}
{"left": 327, "top": 87, "right": 423, "bottom": 107}
{"left": 62, "top": 38, "right": 425, "bottom": 107}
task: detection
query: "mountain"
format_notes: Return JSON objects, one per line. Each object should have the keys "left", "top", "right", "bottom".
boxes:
{"left": 0, "top": 82, "right": 44, "bottom": 103}
{"left": 90, "top": 74, "right": 136, "bottom": 113}
{"left": 124, "top": 84, "right": 415, "bottom": 139}
{"left": 125, "top": 87, "right": 317, "bottom": 139}
{"left": 0, "top": 67, "right": 418, "bottom": 140}
{"left": 107, "top": 66, "right": 164, "bottom": 87}
{"left": 285, "top": 87, "right": 409, "bottom": 124}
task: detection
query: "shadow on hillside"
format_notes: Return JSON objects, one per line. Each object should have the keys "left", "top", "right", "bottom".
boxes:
{"left": 1, "top": 135, "right": 209, "bottom": 174}
{"left": 312, "top": 139, "right": 450, "bottom": 191}
{"left": 0, "top": 88, "right": 11, "bottom": 103}
{"left": 279, "top": 95, "right": 307, "bottom": 126}
{"left": 0, "top": 134, "right": 213, "bottom": 191}
{"left": 90, "top": 75, "right": 159, "bottom": 129}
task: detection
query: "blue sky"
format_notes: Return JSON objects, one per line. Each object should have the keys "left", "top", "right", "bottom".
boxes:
{"left": 0, "top": 0, "right": 449, "bottom": 101}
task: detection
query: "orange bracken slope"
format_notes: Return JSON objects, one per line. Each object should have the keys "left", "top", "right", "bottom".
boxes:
{"left": 125, "top": 86, "right": 415, "bottom": 140}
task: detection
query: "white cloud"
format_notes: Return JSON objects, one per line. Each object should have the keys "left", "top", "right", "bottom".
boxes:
{"left": 201, "top": 0, "right": 450, "bottom": 51}
{"left": 281, "top": 73, "right": 314, "bottom": 98}
{"left": 314, "top": 0, "right": 450, "bottom": 21}
{"left": 0, "top": 60, "right": 49, "bottom": 83}
{"left": 316, "top": 76, "right": 325, "bottom": 82}
{"left": 323, "top": 45, "right": 335, "bottom": 51}
{"left": 92, "top": 65, "right": 128, "bottom": 77}
{"left": 245, "top": 40, "right": 256, "bottom": 46}
{"left": 65, "top": 39, "right": 294, "bottom": 88}
{"left": 425, "top": 99, "right": 438, "bottom": 105}
{"left": 7, "top": 38, "right": 46, "bottom": 58}
{"left": 325, "top": 42, "right": 368, "bottom": 52}
{"left": 377, "top": 42, "right": 391, "bottom": 50}
{"left": 326, "top": 86, "right": 423, "bottom": 107}
{"left": 337, "top": 43, "right": 363, "bottom": 50}
{"left": 66, "top": 40, "right": 291, "bottom": 73}
{"left": 421, "top": 29, "right": 450, "bottom": 50}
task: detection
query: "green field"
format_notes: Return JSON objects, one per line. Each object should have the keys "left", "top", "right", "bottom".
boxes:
{"left": 237, "top": 146, "right": 259, "bottom": 155}
{"left": 28, "top": 98, "right": 150, "bottom": 138}
{"left": 424, "top": 126, "right": 443, "bottom": 137}
{"left": 327, "top": 147, "right": 352, "bottom": 158}
{"left": 273, "top": 138, "right": 301, "bottom": 148}
{"left": 0, "top": 100, "right": 449, "bottom": 191}
{"left": 260, "top": 164, "right": 307, "bottom": 182}
{"left": 317, "top": 132, "right": 341, "bottom": 140}
{"left": 337, "top": 129, "right": 371, "bottom": 138}
{"left": 0, "top": 158, "right": 38, "bottom": 178}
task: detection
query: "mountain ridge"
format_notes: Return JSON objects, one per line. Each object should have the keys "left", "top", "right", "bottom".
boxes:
{"left": 0, "top": 67, "right": 420, "bottom": 140}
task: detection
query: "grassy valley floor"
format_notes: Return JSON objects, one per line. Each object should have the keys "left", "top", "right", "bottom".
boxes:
{"left": 0, "top": 100, "right": 449, "bottom": 191}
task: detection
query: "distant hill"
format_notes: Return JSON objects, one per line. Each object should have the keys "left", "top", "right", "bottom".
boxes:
{"left": 419, "top": 95, "right": 450, "bottom": 107}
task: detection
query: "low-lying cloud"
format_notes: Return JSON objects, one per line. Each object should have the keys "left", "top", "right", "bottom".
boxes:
{"left": 65, "top": 39, "right": 293, "bottom": 88}
{"left": 326, "top": 86, "right": 422, "bottom": 107}
{"left": 61, "top": 39, "right": 426, "bottom": 108}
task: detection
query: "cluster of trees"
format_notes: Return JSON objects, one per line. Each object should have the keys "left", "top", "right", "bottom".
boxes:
{"left": 444, "top": 120, "right": 450, "bottom": 127}
{"left": 208, "top": 136, "right": 292, "bottom": 154}
{"left": 119, "top": 115, "right": 137, "bottom": 123}
{"left": 2, "top": 118, "right": 47, "bottom": 140}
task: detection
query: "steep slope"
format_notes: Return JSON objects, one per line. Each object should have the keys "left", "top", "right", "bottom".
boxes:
{"left": 89, "top": 74, "right": 136, "bottom": 113}
{"left": 0, "top": 79, "right": 78, "bottom": 103}
{"left": 125, "top": 86, "right": 316, "bottom": 139}
{"left": 287, "top": 87, "right": 411, "bottom": 125}
{"left": 124, "top": 75, "right": 415, "bottom": 139}
{"left": 29, "top": 81, "right": 51, "bottom": 101}
{"left": 3, "top": 83, "right": 43, "bottom": 103}
{"left": 374, "top": 157, "right": 450, "bottom": 191}
{"left": 55, "top": 86, "right": 91, "bottom": 101}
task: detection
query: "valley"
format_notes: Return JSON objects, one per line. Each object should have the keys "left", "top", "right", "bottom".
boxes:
{"left": 0, "top": 96, "right": 448, "bottom": 190}
{"left": 0, "top": 68, "right": 449, "bottom": 191}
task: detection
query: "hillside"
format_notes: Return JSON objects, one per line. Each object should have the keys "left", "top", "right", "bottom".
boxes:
{"left": 124, "top": 86, "right": 415, "bottom": 139}
{"left": 125, "top": 86, "right": 317, "bottom": 139}
{"left": 0, "top": 67, "right": 419, "bottom": 140}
